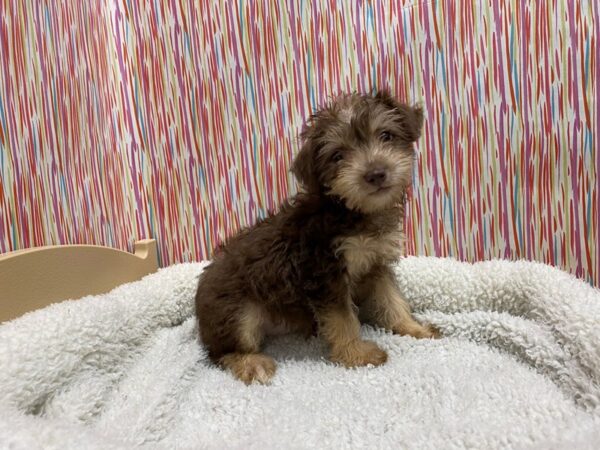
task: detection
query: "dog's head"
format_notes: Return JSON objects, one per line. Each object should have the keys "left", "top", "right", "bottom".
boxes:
{"left": 292, "top": 91, "right": 423, "bottom": 214}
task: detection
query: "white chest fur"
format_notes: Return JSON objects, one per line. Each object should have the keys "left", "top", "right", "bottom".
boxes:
{"left": 335, "top": 229, "right": 403, "bottom": 280}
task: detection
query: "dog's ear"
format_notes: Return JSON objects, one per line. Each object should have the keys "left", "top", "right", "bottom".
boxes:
{"left": 292, "top": 118, "right": 322, "bottom": 192}
{"left": 292, "top": 138, "right": 319, "bottom": 192}
{"left": 375, "top": 90, "right": 424, "bottom": 143}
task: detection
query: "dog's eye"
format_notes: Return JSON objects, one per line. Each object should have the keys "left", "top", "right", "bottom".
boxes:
{"left": 379, "top": 131, "right": 393, "bottom": 142}
{"left": 331, "top": 151, "right": 344, "bottom": 163}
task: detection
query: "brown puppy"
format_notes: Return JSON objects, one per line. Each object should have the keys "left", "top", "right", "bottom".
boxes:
{"left": 195, "top": 91, "right": 437, "bottom": 385}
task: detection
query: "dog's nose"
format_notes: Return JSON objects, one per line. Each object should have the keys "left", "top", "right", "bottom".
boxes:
{"left": 363, "top": 168, "right": 387, "bottom": 186}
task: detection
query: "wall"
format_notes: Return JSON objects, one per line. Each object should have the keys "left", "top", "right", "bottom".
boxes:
{"left": 0, "top": 0, "right": 598, "bottom": 285}
{"left": 0, "top": 0, "right": 133, "bottom": 252}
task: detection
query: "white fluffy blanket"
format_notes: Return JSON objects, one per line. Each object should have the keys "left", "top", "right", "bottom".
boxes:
{"left": 0, "top": 258, "right": 599, "bottom": 449}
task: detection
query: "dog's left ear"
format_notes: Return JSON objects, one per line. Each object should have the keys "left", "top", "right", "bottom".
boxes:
{"left": 375, "top": 90, "right": 424, "bottom": 143}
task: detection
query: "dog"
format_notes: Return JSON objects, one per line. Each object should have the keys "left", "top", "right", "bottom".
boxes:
{"left": 195, "top": 90, "right": 437, "bottom": 385}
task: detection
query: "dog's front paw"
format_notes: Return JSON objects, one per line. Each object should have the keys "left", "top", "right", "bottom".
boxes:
{"left": 426, "top": 324, "right": 442, "bottom": 339}
{"left": 331, "top": 340, "right": 388, "bottom": 368}
{"left": 394, "top": 321, "right": 441, "bottom": 339}
{"left": 409, "top": 324, "right": 441, "bottom": 339}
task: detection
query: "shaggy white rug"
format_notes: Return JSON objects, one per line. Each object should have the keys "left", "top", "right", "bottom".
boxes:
{"left": 0, "top": 258, "right": 599, "bottom": 449}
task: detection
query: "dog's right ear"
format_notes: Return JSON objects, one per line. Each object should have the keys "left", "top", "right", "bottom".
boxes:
{"left": 292, "top": 124, "right": 321, "bottom": 192}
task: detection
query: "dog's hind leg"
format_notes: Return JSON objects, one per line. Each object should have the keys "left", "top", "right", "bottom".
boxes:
{"left": 357, "top": 265, "right": 439, "bottom": 339}
{"left": 217, "top": 302, "right": 277, "bottom": 385}
{"left": 218, "top": 352, "right": 276, "bottom": 385}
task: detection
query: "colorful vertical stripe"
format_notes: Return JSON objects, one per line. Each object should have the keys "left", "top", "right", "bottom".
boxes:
{"left": 0, "top": 0, "right": 598, "bottom": 286}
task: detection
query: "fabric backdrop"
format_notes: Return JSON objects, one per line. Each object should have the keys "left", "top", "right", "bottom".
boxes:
{"left": 0, "top": 0, "right": 598, "bottom": 285}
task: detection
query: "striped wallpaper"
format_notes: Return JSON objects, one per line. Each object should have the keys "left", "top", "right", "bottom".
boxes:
{"left": 0, "top": 1, "right": 598, "bottom": 285}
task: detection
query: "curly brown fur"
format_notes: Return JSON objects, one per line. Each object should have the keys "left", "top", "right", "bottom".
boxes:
{"left": 195, "top": 90, "right": 437, "bottom": 385}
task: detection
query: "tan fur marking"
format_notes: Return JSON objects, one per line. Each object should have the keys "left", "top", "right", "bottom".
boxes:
{"left": 219, "top": 353, "right": 276, "bottom": 385}
{"left": 238, "top": 302, "right": 264, "bottom": 352}
{"left": 331, "top": 339, "right": 389, "bottom": 367}
{"left": 359, "top": 270, "right": 438, "bottom": 339}
{"left": 318, "top": 300, "right": 388, "bottom": 367}
{"left": 336, "top": 230, "right": 402, "bottom": 280}
{"left": 395, "top": 321, "right": 440, "bottom": 339}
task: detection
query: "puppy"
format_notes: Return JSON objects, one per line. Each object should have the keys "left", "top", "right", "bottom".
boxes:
{"left": 195, "top": 90, "right": 437, "bottom": 385}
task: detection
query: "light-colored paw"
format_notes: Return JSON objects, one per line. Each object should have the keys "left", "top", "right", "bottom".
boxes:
{"left": 426, "top": 324, "right": 442, "bottom": 339}
{"left": 332, "top": 340, "right": 388, "bottom": 368}
{"left": 221, "top": 353, "right": 277, "bottom": 385}
{"left": 394, "top": 322, "right": 441, "bottom": 339}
